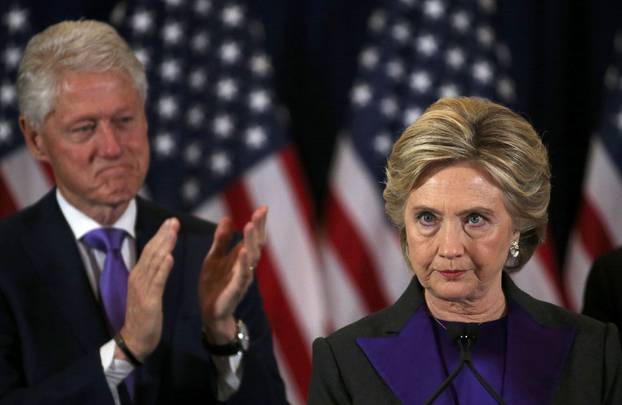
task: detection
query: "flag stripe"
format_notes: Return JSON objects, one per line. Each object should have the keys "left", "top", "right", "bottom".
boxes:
{"left": 330, "top": 138, "right": 412, "bottom": 300}
{"left": 577, "top": 197, "right": 614, "bottom": 258}
{"left": 564, "top": 235, "right": 593, "bottom": 311}
{"left": 244, "top": 153, "right": 324, "bottom": 341}
{"left": 583, "top": 139, "right": 622, "bottom": 243}
{"left": 280, "top": 147, "right": 315, "bottom": 236}
{"left": 321, "top": 242, "right": 369, "bottom": 330}
{"left": 223, "top": 181, "right": 312, "bottom": 400}
{"left": 0, "top": 148, "right": 52, "bottom": 208}
{"left": 326, "top": 191, "right": 390, "bottom": 312}
{"left": 536, "top": 238, "right": 571, "bottom": 308}
{"left": 0, "top": 174, "right": 17, "bottom": 217}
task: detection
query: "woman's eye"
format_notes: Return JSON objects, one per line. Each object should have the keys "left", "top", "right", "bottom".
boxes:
{"left": 466, "top": 213, "right": 485, "bottom": 226}
{"left": 417, "top": 212, "right": 437, "bottom": 225}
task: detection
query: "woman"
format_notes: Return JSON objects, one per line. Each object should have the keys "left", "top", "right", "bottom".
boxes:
{"left": 309, "top": 97, "right": 622, "bottom": 405}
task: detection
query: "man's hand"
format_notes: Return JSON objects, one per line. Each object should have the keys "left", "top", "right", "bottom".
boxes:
{"left": 116, "top": 218, "right": 179, "bottom": 362}
{"left": 199, "top": 206, "right": 268, "bottom": 344}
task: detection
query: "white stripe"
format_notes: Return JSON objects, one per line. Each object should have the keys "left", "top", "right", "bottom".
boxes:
{"left": 321, "top": 240, "right": 368, "bottom": 331}
{"left": 510, "top": 251, "right": 561, "bottom": 306}
{"left": 194, "top": 196, "right": 229, "bottom": 223}
{"left": 0, "top": 147, "right": 51, "bottom": 208}
{"left": 244, "top": 155, "right": 326, "bottom": 342}
{"left": 331, "top": 137, "right": 411, "bottom": 303}
{"left": 273, "top": 341, "right": 304, "bottom": 405}
{"left": 584, "top": 138, "right": 622, "bottom": 244}
{"left": 564, "top": 232, "right": 593, "bottom": 311}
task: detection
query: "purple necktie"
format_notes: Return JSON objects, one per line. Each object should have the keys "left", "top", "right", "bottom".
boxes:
{"left": 82, "top": 228, "right": 128, "bottom": 333}
{"left": 82, "top": 228, "right": 135, "bottom": 402}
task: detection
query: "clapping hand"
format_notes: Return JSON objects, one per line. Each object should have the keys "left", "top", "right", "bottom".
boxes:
{"left": 199, "top": 206, "right": 268, "bottom": 344}
{"left": 117, "top": 218, "right": 179, "bottom": 362}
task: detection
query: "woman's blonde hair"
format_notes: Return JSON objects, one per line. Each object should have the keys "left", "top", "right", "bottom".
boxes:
{"left": 383, "top": 97, "right": 550, "bottom": 271}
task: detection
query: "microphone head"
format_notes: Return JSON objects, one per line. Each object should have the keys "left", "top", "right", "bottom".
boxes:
{"left": 446, "top": 322, "right": 480, "bottom": 347}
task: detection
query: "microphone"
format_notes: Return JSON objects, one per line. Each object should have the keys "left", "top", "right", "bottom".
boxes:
{"left": 424, "top": 323, "right": 506, "bottom": 405}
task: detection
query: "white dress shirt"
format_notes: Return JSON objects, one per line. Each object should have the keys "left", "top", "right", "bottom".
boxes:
{"left": 55, "top": 190, "right": 242, "bottom": 403}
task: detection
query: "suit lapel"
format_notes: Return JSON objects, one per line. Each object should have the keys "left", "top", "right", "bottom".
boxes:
{"left": 20, "top": 191, "right": 110, "bottom": 351}
{"left": 357, "top": 306, "right": 454, "bottom": 405}
{"left": 502, "top": 276, "right": 576, "bottom": 405}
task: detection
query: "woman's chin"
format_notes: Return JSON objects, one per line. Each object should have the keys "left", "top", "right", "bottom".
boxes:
{"left": 427, "top": 281, "right": 477, "bottom": 303}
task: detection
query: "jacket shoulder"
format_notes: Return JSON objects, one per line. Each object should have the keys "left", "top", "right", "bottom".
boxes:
{"left": 0, "top": 193, "right": 52, "bottom": 241}
{"left": 136, "top": 197, "right": 217, "bottom": 235}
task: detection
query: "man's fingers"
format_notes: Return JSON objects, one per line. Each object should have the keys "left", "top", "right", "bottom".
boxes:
{"left": 208, "top": 217, "right": 236, "bottom": 258}
{"left": 251, "top": 205, "right": 268, "bottom": 245}
{"left": 243, "top": 222, "right": 259, "bottom": 265}
{"left": 151, "top": 254, "right": 175, "bottom": 290}
{"left": 233, "top": 247, "right": 254, "bottom": 295}
{"left": 135, "top": 218, "right": 178, "bottom": 281}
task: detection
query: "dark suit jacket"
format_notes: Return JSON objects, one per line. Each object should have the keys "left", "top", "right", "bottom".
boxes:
{"left": 309, "top": 274, "right": 622, "bottom": 405}
{"left": 583, "top": 247, "right": 622, "bottom": 348}
{"left": 0, "top": 190, "right": 287, "bottom": 405}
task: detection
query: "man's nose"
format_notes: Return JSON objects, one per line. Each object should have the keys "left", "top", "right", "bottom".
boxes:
{"left": 97, "top": 122, "right": 123, "bottom": 157}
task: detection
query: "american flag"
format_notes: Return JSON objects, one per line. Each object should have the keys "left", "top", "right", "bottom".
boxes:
{"left": 564, "top": 32, "right": 622, "bottom": 311}
{"left": 322, "top": 0, "right": 566, "bottom": 331}
{"left": 0, "top": 1, "right": 326, "bottom": 403}
{"left": 115, "top": 1, "right": 325, "bottom": 403}
{"left": 0, "top": 4, "right": 54, "bottom": 215}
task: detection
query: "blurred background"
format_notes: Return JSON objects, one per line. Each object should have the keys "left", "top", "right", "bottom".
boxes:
{"left": 2, "top": 0, "right": 622, "bottom": 403}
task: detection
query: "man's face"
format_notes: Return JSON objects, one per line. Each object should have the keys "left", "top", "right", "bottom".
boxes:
{"left": 21, "top": 70, "right": 149, "bottom": 217}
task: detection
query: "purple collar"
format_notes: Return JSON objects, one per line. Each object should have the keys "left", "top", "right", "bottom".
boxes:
{"left": 356, "top": 299, "right": 575, "bottom": 404}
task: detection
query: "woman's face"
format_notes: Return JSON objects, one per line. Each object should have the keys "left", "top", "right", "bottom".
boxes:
{"left": 403, "top": 161, "right": 518, "bottom": 303}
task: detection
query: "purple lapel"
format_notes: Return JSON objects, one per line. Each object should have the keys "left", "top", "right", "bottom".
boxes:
{"left": 357, "top": 306, "right": 454, "bottom": 405}
{"left": 355, "top": 296, "right": 576, "bottom": 405}
{"left": 503, "top": 299, "right": 575, "bottom": 405}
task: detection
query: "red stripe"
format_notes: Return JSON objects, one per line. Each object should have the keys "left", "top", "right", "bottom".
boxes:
{"left": 534, "top": 233, "right": 572, "bottom": 309}
{"left": 326, "top": 190, "right": 389, "bottom": 312}
{"left": 279, "top": 147, "right": 315, "bottom": 238}
{"left": 0, "top": 173, "right": 17, "bottom": 218}
{"left": 224, "top": 180, "right": 312, "bottom": 400}
{"left": 577, "top": 196, "right": 614, "bottom": 259}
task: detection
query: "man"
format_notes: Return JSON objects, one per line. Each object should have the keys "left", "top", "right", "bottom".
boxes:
{"left": 0, "top": 20, "right": 287, "bottom": 404}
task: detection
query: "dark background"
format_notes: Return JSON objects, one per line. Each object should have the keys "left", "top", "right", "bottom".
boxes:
{"left": 26, "top": 0, "right": 622, "bottom": 269}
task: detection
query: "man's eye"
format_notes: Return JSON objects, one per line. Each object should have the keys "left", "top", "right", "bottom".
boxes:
{"left": 73, "top": 124, "right": 95, "bottom": 133}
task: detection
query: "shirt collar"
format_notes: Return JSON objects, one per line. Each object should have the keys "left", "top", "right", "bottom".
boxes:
{"left": 56, "top": 189, "right": 137, "bottom": 240}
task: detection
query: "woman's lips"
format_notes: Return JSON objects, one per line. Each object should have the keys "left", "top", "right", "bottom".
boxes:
{"left": 438, "top": 270, "right": 467, "bottom": 280}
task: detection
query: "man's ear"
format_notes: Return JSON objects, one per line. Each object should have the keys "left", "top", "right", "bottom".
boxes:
{"left": 19, "top": 116, "right": 49, "bottom": 163}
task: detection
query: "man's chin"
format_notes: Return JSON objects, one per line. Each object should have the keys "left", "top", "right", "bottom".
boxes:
{"left": 95, "top": 186, "right": 140, "bottom": 207}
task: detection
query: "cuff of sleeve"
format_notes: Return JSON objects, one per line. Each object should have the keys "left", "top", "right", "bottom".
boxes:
{"left": 100, "top": 339, "right": 134, "bottom": 383}
{"left": 212, "top": 351, "right": 243, "bottom": 401}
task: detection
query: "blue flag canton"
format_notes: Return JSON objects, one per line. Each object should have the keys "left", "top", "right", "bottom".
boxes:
{"left": 118, "top": 0, "right": 288, "bottom": 211}
{"left": 597, "top": 32, "right": 622, "bottom": 175}
{"left": 0, "top": 4, "right": 32, "bottom": 159}
{"left": 346, "top": 0, "right": 515, "bottom": 192}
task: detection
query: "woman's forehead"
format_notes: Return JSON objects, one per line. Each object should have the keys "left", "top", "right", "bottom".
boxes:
{"left": 408, "top": 162, "right": 507, "bottom": 211}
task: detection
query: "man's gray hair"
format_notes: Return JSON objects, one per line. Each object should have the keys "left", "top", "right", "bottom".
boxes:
{"left": 17, "top": 19, "right": 147, "bottom": 129}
